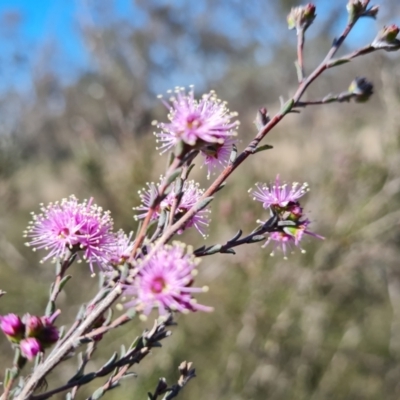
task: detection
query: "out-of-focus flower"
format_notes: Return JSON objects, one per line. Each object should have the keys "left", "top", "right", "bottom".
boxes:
{"left": 124, "top": 242, "right": 213, "bottom": 316}
{"left": 135, "top": 180, "right": 210, "bottom": 237}
{"left": 106, "top": 230, "right": 134, "bottom": 268}
{"left": 154, "top": 86, "right": 238, "bottom": 153}
{"left": 0, "top": 314, "right": 24, "bottom": 342}
{"left": 20, "top": 338, "right": 42, "bottom": 360}
{"left": 24, "top": 196, "right": 115, "bottom": 272}
{"left": 287, "top": 4, "right": 316, "bottom": 33}
{"left": 348, "top": 77, "right": 374, "bottom": 102}
{"left": 38, "top": 314, "right": 60, "bottom": 347}
{"left": 250, "top": 175, "right": 309, "bottom": 209}
{"left": 250, "top": 175, "right": 323, "bottom": 257}
{"left": 200, "top": 137, "right": 237, "bottom": 179}
{"left": 372, "top": 24, "right": 400, "bottom": 52}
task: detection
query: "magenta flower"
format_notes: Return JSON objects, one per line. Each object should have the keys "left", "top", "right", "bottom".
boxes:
{"left": 24, "top": 196, "right": 115, "bottom": 272}
{"left": 250, "top": 175, "right": 323, "bottom": 257}
{"left": 0, "top": 314, "right": 24, "bottom": 342}
{"left": 124, "top": 243, "right": 213, "bottom": 316}
{"left": 105, "top": 230, "right": 134, "bottom": 267}
{"left": 135, "top": 180, "right": 210, "bottom": 237}
{"left": 20, "top": 338, "right": 42, "bottom": 360}
{"left": 200, "top": 136, "right": 237, "bottom": 179}
{"left": 250, "top": 175, "right": 309, "bottom": 209}
{"left": 154, "top": 87, "right": 238, "bottom": 153}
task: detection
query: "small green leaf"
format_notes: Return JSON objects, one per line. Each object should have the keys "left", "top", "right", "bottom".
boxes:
{"left": 59, "top": 275, "right": 72, "bottom": 292}
{"left": 204, "top": 245, "right": 222, "bottom": 255}
{"left": 229, "top": 144, "right": 238, "bottom": 164}
{"left": 250, "top": 235, "right": 265, "bottom": 243}
{"left": 98, "top": 352, "right": 118, "bottom": 372}
{"left": 45, "top": 301, "right": 56, "bottom": 317}
{"left": 91, "top": 386, "right": 105, "bottom": 400}
{"left": 328, "top": 58, "right": 350, "bottom": 68}
{"left": 252, "top": 144, "right": 273, "bottom": 154}
{"left": 281, "top": 99, "right": 294, "bottom": 115}
{"left": 220, "top": 248, "right": 236, "bottom": 255}
{"left": 194, "top": 197, "right": 213, "bottom": 212}
{"left": 228, "top": 230, "right": 242, "bottom": 243}
{"left": 166, "top": 168, "right": 182, "bottom": 187}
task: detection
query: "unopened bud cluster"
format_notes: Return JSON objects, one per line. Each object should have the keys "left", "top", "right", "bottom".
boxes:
{"left": 0, "top": 312, "right": 59, "bottom": 360}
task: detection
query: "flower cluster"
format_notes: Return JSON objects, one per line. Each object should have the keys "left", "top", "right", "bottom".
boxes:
{"left": 24, "top": 196, "right": 117, "bottom": 272}
{"left": 124, "top": 242, "right": 213, "bottom": 317}
{"left": 135, "top": 179, "right": 210, "bottom": 237}
{"left": 250, "top": 175, "right": 323, "bottom": 257}
{"left": 155, "top": 87, "right": 238, "bottom": 176}
{"left": 0, "top": 312, "right": 59, "bottom": 360}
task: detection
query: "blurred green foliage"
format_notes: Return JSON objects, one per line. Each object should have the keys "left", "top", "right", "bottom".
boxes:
{"left": 1, "top": 1, "right": 400, "bottom": 399}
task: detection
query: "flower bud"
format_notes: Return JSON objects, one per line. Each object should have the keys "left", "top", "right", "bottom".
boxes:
{"left": 347, "top": 1, "right": 378, "bottom": 23}
{"left": 287, "top": 4, "right": 316, "bottom": 34}
{"left": 372, "top": 25, "right": 400, "bottom": 52}
{"left": 348, "top": 77, "right": 374, "bottom": 102}
{"left": 0, "top": 314, "right": 25, "bottom": 342}
{"left": 24, "top": 314, "right": 44, "bottom": 337}
{"left": 20, "top": 337, "right": 42, "bottom": 360}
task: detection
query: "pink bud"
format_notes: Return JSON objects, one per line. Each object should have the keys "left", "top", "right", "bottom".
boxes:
{"left": 0, "top": 314, "right": 24, "bottom": 342}
{"left": 20, "top": 338, "right": 42, "bottom": 360}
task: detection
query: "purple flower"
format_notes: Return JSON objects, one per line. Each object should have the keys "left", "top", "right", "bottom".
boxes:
{"left": 200, "top": 137, "right": 237, "bottom": 179}
{"left": 24, "top": 196, "right": 115, "bottom": 272}
{"left": 250, "top": 175, "right": 309, "bottom": 209}
{"left": 155, "top": 87, "right": 238, "bottom": 153}
{"left": 0, "top": 314, "right": 24, "bottom": 342}
{"left": 135, "top": 180, "right": 210, "bottom": 237}
{"left": 105, "top": 230, "right": 134, "bottom": 267}
{"left": 124, "top": 243, "right": 213, "bottom": 316}
{"left": 250, "top": 175, "right": 323, "bottom": 257}
{"left": 20, "top": 338, "right": 42, "bottom": 360}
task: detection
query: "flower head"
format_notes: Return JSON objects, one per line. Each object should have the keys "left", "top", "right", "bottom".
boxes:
{"left": 200, "top": 137, "right": 237, "bottom": 179}
{"left": 24, "top": 196, "right": 115, "bottom": 272}
{"left": 105, "top": 230, "right": 134, "bottom": 268}
{"left": 250, "top": 175, "right": 309, "bottom": 209}
{"left": 124, "top": 242, "right": 213, "bottom": 316}
{"left": 154, "top": 87, "right": 238, "bottom": 153}
{"left": 250, "top": 175, "right": 323, "bottom": 257}
{"left": 135, "top": 180, "right": 210, "bottom": 237}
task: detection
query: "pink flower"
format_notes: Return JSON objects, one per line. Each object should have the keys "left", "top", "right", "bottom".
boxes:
{"left": 135, "top": 180, "right": 210, "bottom": 237}
{"left": 250, "top": 175, "right": 323, "bottom": 257}
{"left": 0, "top": 314, "right": 24, "bottom": 341}
{"left": 24, "top": 196, "right": 115, "bottom": 272}
{"left": 200, "top": 137, "right": 237, "bottom": 179}
{"left": 20, "top": 338, "right": 42, "bottom": 360}
{"left": 124, "top": 243, "right": 213, "bottom": 316}
{"left": 155, "top": 87, "right": 238, "bottom": 152}
{"left": 250, "top": 175, "right": 309, "bottom": 209}
{"left": 105, "top": 230, "right": 134, "bottom": 267}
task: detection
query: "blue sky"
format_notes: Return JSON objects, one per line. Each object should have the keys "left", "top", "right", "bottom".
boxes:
{"left": 0, "top": 0, "right": 391, "bottom": 93}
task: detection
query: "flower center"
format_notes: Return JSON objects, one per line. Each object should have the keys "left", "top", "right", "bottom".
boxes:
{"left": 186, "top": 114, "right": 201, "bottom": 129}
{"left": 58, "top": 228, "right": 70, "bottom": 239}
{"left": 151, "top": 276, "right": 166, "bottom": 294}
